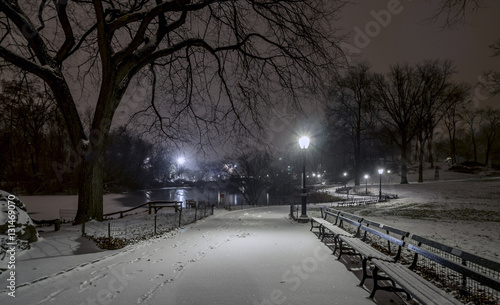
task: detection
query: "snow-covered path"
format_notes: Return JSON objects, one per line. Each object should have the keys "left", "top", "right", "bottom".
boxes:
{"left": 3, "top": 206, "right": 391, "bottom": 305}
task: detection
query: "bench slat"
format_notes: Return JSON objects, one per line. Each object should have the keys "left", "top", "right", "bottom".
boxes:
{"left": 339, "top": 235, "right": 391, "bottom": 261}
{"left": 361, "top": 225, "right": 405, "bottom": 248}
{"left": 363, "top": 219, "right": 410, "bottom": 238}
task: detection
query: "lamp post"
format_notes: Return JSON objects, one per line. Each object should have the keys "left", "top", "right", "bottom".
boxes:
{"left": 364, "top": 174, "right": 369, "bottom": 195}
{"left": 378, "top": 169, "right": 384, "bottom": 201}
{"left": 298, "top": 136, "right": 310, "bottom": 222}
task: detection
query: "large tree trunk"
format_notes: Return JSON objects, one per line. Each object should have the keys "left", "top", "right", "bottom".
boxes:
{"left": 427, "top": 124, "right": 434, "bottom": 168}
{"left": 400, "top": 140, "right": 409, "bottom": 184}
{"left": 418, "top": 136, "right": 425, "bottom": 183}
{"left": 72, "top": 78, "right": 118, "bottom": 223}
{"left": 354, "top": 128, "right": 361, "bottom": 186}
{"left": 447, "top": 126, "right": 456, "bottom": 164}
{"left": 471, "top": 130, "right": 478, "bottom": 163}
{"left": 74, "top": 152, "right": 105, "bottom": 223}
{"left": 485, "top": 142, "right": 492, "bottom": 166}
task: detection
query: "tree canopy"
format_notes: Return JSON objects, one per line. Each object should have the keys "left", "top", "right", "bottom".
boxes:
{"left": 0, "top": 0, "right": 346, "bottom": 222}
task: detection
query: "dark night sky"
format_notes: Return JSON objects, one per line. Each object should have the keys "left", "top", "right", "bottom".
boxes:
{"left": 272, "top": 1, "right": 500, "bottom": 151}
{"left": 337, "top": 1, "right": 500, "bottom": 94}
{"left": 109, "top": 1, "right": 500, "bottom": 161}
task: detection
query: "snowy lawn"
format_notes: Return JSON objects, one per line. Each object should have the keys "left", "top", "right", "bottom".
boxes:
{"left": 317, "top": 166, "right": 500, "bottom": 262}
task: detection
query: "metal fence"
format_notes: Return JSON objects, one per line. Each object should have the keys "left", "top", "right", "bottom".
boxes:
{"left": 410, "top": 240, "right": 500, "bottom": 305}
{"left": 81, "top": 201, "right": 215, "bottom": 246}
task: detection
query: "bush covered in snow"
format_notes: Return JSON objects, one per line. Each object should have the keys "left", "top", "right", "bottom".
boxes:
{"left": 0, "top": 190, "right": 39, "bottom": 269}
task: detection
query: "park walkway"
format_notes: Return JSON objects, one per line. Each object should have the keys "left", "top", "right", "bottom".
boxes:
{"left": 3, "top": 206, "right": 403, "bottom": 305}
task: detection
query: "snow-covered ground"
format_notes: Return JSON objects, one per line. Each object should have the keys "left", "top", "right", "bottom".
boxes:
{"left": 322, "top": 166, "right": 500, "bottom": 262}
{"left": 1, "top": 207, "right": 403, "bottom": 305}
{"left": 1, "top": 163, "right": 499, "bottom": 304}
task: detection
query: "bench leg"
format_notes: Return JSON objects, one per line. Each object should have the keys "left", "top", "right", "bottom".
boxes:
{"left": 337, "top": 239, "right": 361, "bottom": 261}
{"left": 369, "top": 266, "right": 411, "bottom": 301}
{"left": 369, "top": 266, "right": 380, "bottom": 299}
{"left": 332, "top": 235, "right": 339, "bottom": 255}
{"left": 337, "top": 239, "right": 343, "bottom": 259}
{"left": 359, "top": 258, "right": 370, "bottom": 286}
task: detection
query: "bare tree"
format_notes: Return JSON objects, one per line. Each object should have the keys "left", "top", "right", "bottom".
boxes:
{"left": 481, "top": 39, "right": 500, "bottom": 95}
{"left": 227, "top": 149, "right": 271, "bottom": 205}
{"left": 441, "top": 89, "right": 470, "bottom": 164}
{"left": 459, "top": 104, "right": 481, "bottom": 164}
{"left": 326, "top": 63, "right": 375, "bottom": 186}
{"left": 0, "top": 76, "right": 60, "bottom": 193}
{"left": 433, "top": 1, "right": 500, "bottom": 95}
{"left": 372, "top": 64, "right": 427, "bottom": 184}
{"left": 0, "top": 0, "right": 345, "bottom": 222}
{"left": 478, "top": 107, "right": 500, "bottom": 165}
{"left": 431, "top": 0, "right": 485, "bottom": 27}
{"left": 414, "top": 60, "right": 468, "bottom": 182}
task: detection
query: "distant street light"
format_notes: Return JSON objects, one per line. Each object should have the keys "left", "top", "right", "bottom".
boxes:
{"left": 343, "top": 172, "right": 347, "bottom": 188}
{"left": 378, "top": 169, "right": 384, "bottom": 201}
{"left": 364, "top": 174, "right": 369, "bottom": 195}
{"left": 298, "top": 136, "right": 310, "bottom": 222}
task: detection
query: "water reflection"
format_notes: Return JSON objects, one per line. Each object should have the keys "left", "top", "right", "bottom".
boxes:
{"left": 117, "top": 187, "right": 245, "bottom": 208}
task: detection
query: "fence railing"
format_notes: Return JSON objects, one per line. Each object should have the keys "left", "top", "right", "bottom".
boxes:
{"left": 410, "top": 236, "right": 500, "bottom": 305}
{"left": 103, "top": 200, "right": 183, "bottom": 219}
{"left": 81, "top": 201, "right": 215, "bottom": 248}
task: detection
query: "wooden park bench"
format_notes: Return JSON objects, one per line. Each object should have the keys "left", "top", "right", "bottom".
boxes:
{"left": 369, "top": 234, "right": 500, "bottom": 304}
{"left": 336, "top": 219, "right": 410, "bottom": 288}
{"left": 309, "top": 207, "right": 339, "bottom": 239}
{"left": 148, "top": 201, "right": 182, "bottom": 214}
{"left": 103, "top": 200, "right": 183, "bottom": 219}
{"left": 186, "top": 199, "right": 197, "bottom": 209}
{"left": 310, "top": 208, "right": 365, "bottom": 253}
{"left": 32, "top": 218, "right": 61, "bottom": 231}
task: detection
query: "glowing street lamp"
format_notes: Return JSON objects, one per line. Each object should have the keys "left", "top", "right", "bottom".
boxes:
{"left": 378, "top": 169, "right": 384, "bottom": 201}
{"left": 364, "top": 174, "right": 369, "bottom": 195}
{"left": 298, "top": 136, "right": 310, "bottom": 222}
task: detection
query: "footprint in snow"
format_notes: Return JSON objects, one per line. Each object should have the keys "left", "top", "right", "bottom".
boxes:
{"left": 36, "top": 289, "right": 65, "bottom": 304}
{"left": 150, "top": 274, "right": 165, "bottom": 281}
{"left": 173, "top": 262, "right": 184, "bottom": 273}
{"left": 79, "top": 273, "right": 109, "bottom": 292}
